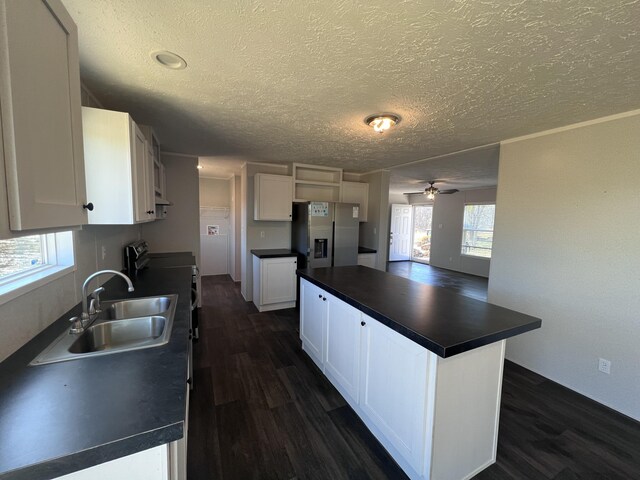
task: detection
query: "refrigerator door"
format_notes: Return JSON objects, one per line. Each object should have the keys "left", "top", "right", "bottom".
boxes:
{"left": 308, "top": 202, "right": 334, "bottom": 268}
{"left": 333, "top": 203, "right": 359, "bottom": 266}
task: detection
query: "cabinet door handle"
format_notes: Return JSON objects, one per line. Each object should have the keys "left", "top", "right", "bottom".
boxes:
{"left": 319, "top": 294, "right": 322, "bottom": 298}
{"left": 83, "top": 202, "right": 94, "bottom": 211}
{"left": 322, "top": 297, "right": 326, "bottom": 301}
{"left": 361, "top": 320, "right": 366, "bottom": 326}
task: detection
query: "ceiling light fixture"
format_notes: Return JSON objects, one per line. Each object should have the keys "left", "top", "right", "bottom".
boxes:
{"left": 152, "top": 50, "right": 187, "bottom": 70}
{"left": 196, "top": 164, "right": 203, "bottom": 170}
{"left": 424, "top": 182, "right": 438, "bottom": 200}
{"left": 365, "top": 113, "right": 401, "bottom": 133}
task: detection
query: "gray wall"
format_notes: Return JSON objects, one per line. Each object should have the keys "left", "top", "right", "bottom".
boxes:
{"left": 240, "top": 163, "right": 291, "bottom": 301}
{"left": 359, "top": 170, "right": 390, "bottom": 270}
{"left": 141, "top": 153, "right": 200, "bottom": 269}
{"left": 427, "top": 188, "right": 496, "bottom": 277}
{"left": 233, "top": 176, "right": 241, "bottom": 281}
{"left": 199, "top": 177, "right": 231, "bottom": 207}
{"left": 489, "top": 112, "right": 640, "bottom": 421}
{"left": 0, "top": 224, "right": 139, "bottom": 362}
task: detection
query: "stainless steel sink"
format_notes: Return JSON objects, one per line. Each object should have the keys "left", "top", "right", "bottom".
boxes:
{"left": 102, "top": 296, "right": 172, "bottom": 320}
{"left": 68, "top": 316, "right": 167, "bottom": 354}
{"left": 30, "top": 294, "right": 178, "bottom": 366}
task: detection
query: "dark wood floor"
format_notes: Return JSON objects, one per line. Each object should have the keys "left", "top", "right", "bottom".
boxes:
{"left": 188, "top": 271, "right": 640, "bottom": 480}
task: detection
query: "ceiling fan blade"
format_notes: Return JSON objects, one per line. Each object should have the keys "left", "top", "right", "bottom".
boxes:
{"left": 439, "top": 189, "right": 459, "bottom": 194}
{"left": 403, "top": 192, "right": 425, "bottom": 195}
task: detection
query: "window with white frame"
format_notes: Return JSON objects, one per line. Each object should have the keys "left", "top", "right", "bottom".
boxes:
{"left": 461, "top": 204, "right": 496, "bottom": 258}
{"left": 0, "top": 231, "right": 75, "bottom": 304}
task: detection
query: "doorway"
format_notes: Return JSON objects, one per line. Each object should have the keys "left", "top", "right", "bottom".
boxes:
{"left": 389, "top": 204, "right": 413, "bottom": 261}
{"left": 411, "top": 205, "right": 433, "bottom": 264}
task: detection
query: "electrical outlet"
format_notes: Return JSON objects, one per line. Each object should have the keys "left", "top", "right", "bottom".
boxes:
{"left": 260, "top": 231, "right": 265, "bottom": 239}
{"left": 101, "top": 246, "right": 106, "bottom": 260}
{"left": 598, "top": 358, "right": 611, "bottom": 374}
{"left": 373, "top": 227, "right": 377, "bottom": 235}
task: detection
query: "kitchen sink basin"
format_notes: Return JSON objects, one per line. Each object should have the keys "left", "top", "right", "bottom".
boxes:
{"left": 102, "top": 296, "right": 172, "bottom": 320}
{"left": 30, "top": 294, "right": 178, "bottom": 366}
{"left": 68, "top": 316, "right": 167, "bottom": 354}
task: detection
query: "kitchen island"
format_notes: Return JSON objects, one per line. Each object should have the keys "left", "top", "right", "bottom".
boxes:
{"left": 297, "top": 266, "right": 541, "bottom": 480}
{"left": 0, "top": 267, "right": 193, "bottom": 480}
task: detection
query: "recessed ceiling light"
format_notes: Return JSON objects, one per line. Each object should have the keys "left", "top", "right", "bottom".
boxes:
{"left": 365, "top": 113, "right": 401, "bottom": 133}
{"left": 196, "top": 164, "right": 203, "bottom": 170}
{"left": 152, "top": 50, "right": 187, "bottom": 70}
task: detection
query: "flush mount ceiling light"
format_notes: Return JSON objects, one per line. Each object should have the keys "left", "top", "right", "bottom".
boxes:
{"left": 152, "top": 50, "right": 187, "bottom": 70}
{"left": 365, "top": 113, "right": 401, "bottom": 133}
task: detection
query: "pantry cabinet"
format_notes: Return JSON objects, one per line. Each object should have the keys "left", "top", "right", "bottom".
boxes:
{"left": 0, "top": 0, "right": 87, "bottom": 234}
{"left": 82, "top": 107, "right": 156, "bottom": 224}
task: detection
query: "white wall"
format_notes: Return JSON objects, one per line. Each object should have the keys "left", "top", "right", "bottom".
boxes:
{"left": 0, "top": 224, "right": 139, "bottom": 362}
{"left": 199, "top": 177, "right": 230, "bottom": 207}
{"left": 425, "top": 188, "right": 496, "bottom": 278}
{"left": 141, "top": 153, "right": 200, "bottom": 269}
{"left": 489, "top": 111, "right": 640, "bottom": 421}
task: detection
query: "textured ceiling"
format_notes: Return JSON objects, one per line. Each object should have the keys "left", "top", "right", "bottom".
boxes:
{"left": 62, "top": 0, "right": 640, "bottom": 186}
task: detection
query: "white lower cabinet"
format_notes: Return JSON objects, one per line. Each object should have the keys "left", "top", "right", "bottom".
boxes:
{"left": 359, "top": 314, "right": 429, "bottom": 474}
{"left": 298, "top": 278, "right": 506, "bottom": 480}
{"left": 357, "top": 253, "right": 376, "bottom": 268}
{"left": 53, "top": 441, "right": 182, "bottom": 480}
{"left": 324, "top": 295, "right": 361, "bottom": 406}
{"left": 252, "top": 255, "right": 297, "bottom": 312}
{"left": 299, "top": 279, "right": 327, "bottom": 369}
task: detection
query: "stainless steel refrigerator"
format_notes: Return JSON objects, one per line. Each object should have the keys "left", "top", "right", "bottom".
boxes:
{"left": 292, "top": 202, "right": 360, "bottom": 268}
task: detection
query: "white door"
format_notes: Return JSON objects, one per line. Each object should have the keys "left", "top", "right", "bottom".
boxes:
{"left": 389, "top": 204, "right": 412, "bottom": 261}
{"left": 359, "top": 314, "right": 430, "bottom": 474}
{"left": 324, "top": 294, "right": 361, "bottom": 406}
{"left": 299, "top": 279, "right": 327, "bottom": 370}
{"left": 411, "top": 205, "right": 433, "bottom": 264}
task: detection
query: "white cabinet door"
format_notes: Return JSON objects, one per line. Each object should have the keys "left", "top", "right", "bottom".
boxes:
{"left": 299, "top": 279, "right": 327, "bottom": 369}
{"left": 324, "top": 294, "right": 361, "bottom": 406}
{"left": 0, "top": 0, "right": 87, "bottom": 232}
{"left": 341, "top": 181, "right": 369, "bottom": 222}
{"left": 359, "top": 314, "right": 430, "bottom": 474}
{"left": 262, "top": 257, "right": 297, "bottom": 304}
{"left": 82, "top": 107, "right": 154, "bottom": 224}
{"left": 254, "top": 173, "right": 293, "bottom": 221}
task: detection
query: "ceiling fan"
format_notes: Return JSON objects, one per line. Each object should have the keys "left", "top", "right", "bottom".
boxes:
{"left": 404, "top": 181, "right": 459, "bottom": 199}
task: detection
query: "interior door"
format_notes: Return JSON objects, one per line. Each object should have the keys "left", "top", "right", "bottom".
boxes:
{"left": 389, "top": 204, "right": 412, "bottom": 261}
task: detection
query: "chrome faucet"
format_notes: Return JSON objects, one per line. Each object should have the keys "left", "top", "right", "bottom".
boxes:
{"left": 69, "top": 270, "right": 134, "bottom": 334}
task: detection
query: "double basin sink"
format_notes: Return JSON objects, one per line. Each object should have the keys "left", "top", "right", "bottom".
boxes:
{"left": 31, "top": 295, "right": 178, "bottom": 366}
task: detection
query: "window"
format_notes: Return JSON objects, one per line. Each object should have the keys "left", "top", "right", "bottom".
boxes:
{"left": 461, "top": 204, "right": 496, "bottom": 258}
{"left": 0, "top": 231, "right": 74, "bottom": 304}
{"left": 411, "top": 205, "right": 433, "bottom": 264}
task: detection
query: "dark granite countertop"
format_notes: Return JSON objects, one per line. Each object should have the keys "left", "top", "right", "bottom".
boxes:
{"left": 297, "top": 266, "right": 541, "bottom": 358}
{"left": 148, "top": 251, "right": 196, "bottom": 268}
{"left": 251, "top": 249, "right": 299, "bottom": 258}
{"left": 0, "top": 267, "right": 193, "bottom": 480}
{"left": 358, "top": 247, "right": 377, "bottom": 254}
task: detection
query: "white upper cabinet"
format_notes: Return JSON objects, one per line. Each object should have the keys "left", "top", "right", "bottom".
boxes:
{"left": 82, "top": 107, "right": 155, "bottom": 224}
{"left": 341, "top": 181, "right": 369, "bottom": 222}
{"left": 0, "top": 0, "right": 87, "bottom": 233}
{"left": 254, "top": 173, "right": 293, "bottom": 221}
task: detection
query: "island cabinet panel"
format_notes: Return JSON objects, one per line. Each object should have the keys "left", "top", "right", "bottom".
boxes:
{"left": 252, "top": 255, "right": 297, "bottom": 312}
{"left": 298, "top": 276, "right": 508, "bottom": 480}
{"left": 359, "top": 314, "right": 430, "bottom": 475}
{"left": 299, "top": 279, "right": 327, "bottom": 369}
{"left": 0, "top": 0, "right": 88, "bottom": 232}
{"left": 324, "top": 295, "right": 361, "bottom": 406}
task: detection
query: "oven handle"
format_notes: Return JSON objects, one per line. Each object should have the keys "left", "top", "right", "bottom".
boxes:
{"left": 191, "top": 288, "right": 199, "bottom": 311}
